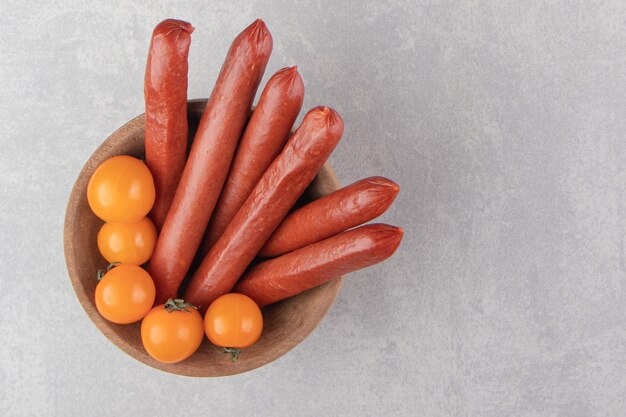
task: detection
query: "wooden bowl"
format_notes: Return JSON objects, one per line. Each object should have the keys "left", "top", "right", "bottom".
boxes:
{"left": 64, "top": 99, "right": 344, "bottom": 377}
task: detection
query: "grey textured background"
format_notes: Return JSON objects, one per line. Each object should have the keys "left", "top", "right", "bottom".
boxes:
{"left": 1, "top": 0, "right": 625, "bottom": 416}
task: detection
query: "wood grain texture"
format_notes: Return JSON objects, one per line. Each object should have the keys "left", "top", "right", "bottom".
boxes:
{"left": 63, "top": 99, "right": 343, "bottom": 377}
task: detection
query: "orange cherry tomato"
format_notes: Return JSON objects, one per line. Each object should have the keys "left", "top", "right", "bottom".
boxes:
{"left": 204, "top": 293, "right": 263, "bottom": 349}
{"left": 141, "top": 299, "right": 204, "bottom": 363}
{"left": 95, "top": 264, "right": 155, "bottom": 324}
{"left": 97, "top": 217, "right": 157, "bottom": 265}
{"left": 87, "top": 155, "right": 155, "bottom": 223}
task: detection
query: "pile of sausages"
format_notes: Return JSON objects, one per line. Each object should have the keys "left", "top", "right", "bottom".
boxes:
{"left": 144, "top": 18, "right": 403, "bottom": 313}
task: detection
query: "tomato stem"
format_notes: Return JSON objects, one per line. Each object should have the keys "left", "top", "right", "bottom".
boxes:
{"left": 164, "top": 298, "right": 197, "bottom": 313}
{"left": 224, "top": 347, "right": 241, "bottom": 362}
{"left": 96, "top": 262, "right": 121, "bottom": 281}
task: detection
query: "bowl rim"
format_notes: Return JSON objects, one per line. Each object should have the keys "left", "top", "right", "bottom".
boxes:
{"left": 63, "top": 99, "right": 344, "bottom": 377}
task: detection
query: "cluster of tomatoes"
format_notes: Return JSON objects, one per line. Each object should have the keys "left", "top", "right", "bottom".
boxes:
{"left": 87, "top": 155, "right": 263, "bottom": 363}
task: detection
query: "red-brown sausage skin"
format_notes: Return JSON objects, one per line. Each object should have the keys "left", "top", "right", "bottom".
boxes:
{"left": 199, "top": 66, "right": 305, "bottom": 255}
{"left": 184, "top": 106, "right": 344, "bottom": 312}
{"left": 144, "top": 19, "right": 194, "bottom": 232}
{"left": 148, "top": 19, "right": 272, "bottom": 304}
{"left": 260, "top": 176, "right": 399, "bottom": 257}
{"left": 234, "top": 224, "right": 403, "bottom": 307}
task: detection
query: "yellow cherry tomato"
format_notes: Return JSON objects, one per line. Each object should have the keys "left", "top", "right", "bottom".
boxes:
{"left": 141, "top": 299, "right": 204, "bottom": 363}
{"left": 204, "top": 293, "right": 263, "bottom": 349}
{"left": 97, "top": 217, "right": 157, "bottom": 265}
{"left": 95, "top": 264, "right": 155, "bottom": 324}
{"left": 87, "top": 155, "right": 155, "bottom": 223}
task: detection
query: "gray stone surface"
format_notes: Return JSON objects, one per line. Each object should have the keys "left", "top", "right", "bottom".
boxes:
{"left": 1, "top": 0, "right": 626, "bottom": 415}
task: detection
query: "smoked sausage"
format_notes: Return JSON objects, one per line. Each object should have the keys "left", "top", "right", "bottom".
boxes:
{"left": 260, "top": 176, "right": 399, "bottom": 257}
{"left": 148, "top": 19, "right": 272, "bottom": 304}
{"left": 183, "top": 106, "right": 344, "bottom": 311}
{"left": 144, "top": 19, "right": 194, "bottom": 232}
{"left": 199, "top": 66, "right": 305, "bottom": 255}
{"left": 234, "top": 224, "right": 403, "bottom": 307}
